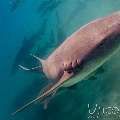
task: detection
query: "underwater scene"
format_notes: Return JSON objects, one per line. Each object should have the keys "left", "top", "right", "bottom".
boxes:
{"left": 0, "top": 0, "right": 120, "bottom": 120}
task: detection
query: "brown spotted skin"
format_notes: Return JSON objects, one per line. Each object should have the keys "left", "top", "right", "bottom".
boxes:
{"left": 42, "top": 11, "right": 120, "bottom": 81}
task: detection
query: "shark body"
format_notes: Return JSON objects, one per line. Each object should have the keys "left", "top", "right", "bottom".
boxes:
{"left": 13, "top": 11, "right": 120, "bottom": 115}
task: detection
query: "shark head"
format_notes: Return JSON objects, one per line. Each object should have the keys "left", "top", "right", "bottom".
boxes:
{"left": 41, "top": 60, "right": 63, "bottom": 81}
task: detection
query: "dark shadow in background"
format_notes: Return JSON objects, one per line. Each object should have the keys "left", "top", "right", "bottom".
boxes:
{"left": 11, "top": 19, "right": 47, "bottom": 75}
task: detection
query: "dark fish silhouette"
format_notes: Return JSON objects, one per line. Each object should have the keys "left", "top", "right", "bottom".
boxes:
{"left": 11, "top": 19, "right": 47, "bottom": 75}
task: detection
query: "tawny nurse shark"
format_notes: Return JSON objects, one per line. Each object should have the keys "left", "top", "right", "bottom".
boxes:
{"left": 13, "top": 11, "right": 120, "bottom": 115}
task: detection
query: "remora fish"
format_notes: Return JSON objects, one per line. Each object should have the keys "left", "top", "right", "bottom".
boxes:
{"left": 12, "top": 11, "right": 120, "bottom": 115}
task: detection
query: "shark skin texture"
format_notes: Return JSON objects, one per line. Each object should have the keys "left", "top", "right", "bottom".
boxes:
{"left": 13, "top": 11, "right": 120, "bottom": 115}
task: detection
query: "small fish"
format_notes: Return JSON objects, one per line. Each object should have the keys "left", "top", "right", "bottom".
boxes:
{"left": 12, "top": 11, "right": 120, "bottom": 115}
